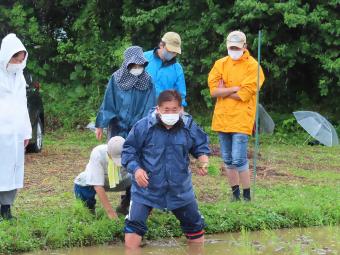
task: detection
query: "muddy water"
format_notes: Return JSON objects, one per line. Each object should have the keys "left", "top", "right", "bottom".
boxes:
{"left": 26, "top": 226, "right": 339, "bottom": 255}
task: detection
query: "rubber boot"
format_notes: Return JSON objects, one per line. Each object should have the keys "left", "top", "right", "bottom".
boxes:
{"left": 230, "top": 185, "right": 241, "bottom": 202}
{"left": 86, "top": 202, "right": 96, "bottom": 215}
{"left": 1, "top": 205, "right": 14, "bottom": 220}
{"left": 243, "top": 188, "right": 251, "bottom": 202}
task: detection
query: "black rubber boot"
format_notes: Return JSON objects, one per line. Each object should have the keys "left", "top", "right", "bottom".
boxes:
{"left": 116, "top": 187, "right": 131, "bottom": 215}
{"left": 230, "top": 185, "right": 241, "bottom": 202}
{"left": 1, "top": 205, "right": 14, "bottom": 220}
{"left": 86, "top": 203, "right": 96, "bottom": 215}
{"left": 243, "top": 188, "right": 251, "bottom": 201}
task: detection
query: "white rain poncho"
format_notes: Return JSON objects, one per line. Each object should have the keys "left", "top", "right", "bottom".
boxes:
{"left": 0, "top": 33, "right": 31, "bottom": 191}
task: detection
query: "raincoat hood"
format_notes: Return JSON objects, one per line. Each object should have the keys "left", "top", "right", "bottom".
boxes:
{"left": 113, "top": 46, "right": 151, "bottom": 91}
{"left": 0, "top": 33, "right": 28, "bottom": 73}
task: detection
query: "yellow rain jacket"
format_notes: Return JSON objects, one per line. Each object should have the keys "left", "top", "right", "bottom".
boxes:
{"left": 208, "top": 49, "right": 265, "bottom": 135}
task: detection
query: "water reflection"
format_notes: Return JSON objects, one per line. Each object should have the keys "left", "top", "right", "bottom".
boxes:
{"left": 25, "top": 226, "right": 340, "bottom": 255}
{"left": 124, "top": 241, "right": 204, "bottom": 255}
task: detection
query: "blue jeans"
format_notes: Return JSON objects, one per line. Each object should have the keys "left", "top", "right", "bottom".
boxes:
{"left": 218, "top": 132, "right": 249, "bottom": 172}
{"left": 124, "top": 200, "right": 205, "bottom": 239}
{"left": 74, "top": 184, "right": 96, "bottom": 209}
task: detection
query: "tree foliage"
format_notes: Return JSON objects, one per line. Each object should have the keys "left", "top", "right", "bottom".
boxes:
{"left": 0, "top": 0, "right": 339, "bottom": 128}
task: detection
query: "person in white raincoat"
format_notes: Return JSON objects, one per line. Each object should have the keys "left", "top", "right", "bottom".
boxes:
{"left": 0, "top": 34, "right": 31, "bottom": 220}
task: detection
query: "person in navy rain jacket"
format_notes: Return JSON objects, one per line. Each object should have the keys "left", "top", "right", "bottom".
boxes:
{"left": 121, "top": 90, "right": 210, "bottom": 249}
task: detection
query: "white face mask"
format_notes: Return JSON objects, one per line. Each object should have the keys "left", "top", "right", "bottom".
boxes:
{"left": 129, "top": 68, "right": 144, "bottom": 76}
{"left": 160, "top": 113, "right": 180, "bottom": 126}
{"left": 228, "top": 49, "right": 244, "bottom": 61}
{"left": 7, "top": 63, "right": 25, "bottom": 74}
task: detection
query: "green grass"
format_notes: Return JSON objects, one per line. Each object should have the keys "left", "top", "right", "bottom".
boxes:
{"left": 207, "top": 156, "right": 223, "bottom": 176}
{"left": 288, "top": 168, "right": 340, "bottom": 181}
{"left": 44, "top": 129, "right": 100, "bottom": 150}
{"left": 0, "top": 185, "right": 338, "bottom": 253}
{"left": 0, "top": 129, "right": 339, "bottom": 253}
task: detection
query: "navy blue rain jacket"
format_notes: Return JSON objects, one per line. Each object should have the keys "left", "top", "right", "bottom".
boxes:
{"left": 121, "top": 111, "right": 210, "bottom": 210}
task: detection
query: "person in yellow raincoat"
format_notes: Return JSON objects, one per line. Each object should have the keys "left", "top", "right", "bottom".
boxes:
{"left": 208, "top": 31, "right": 265, "bottom": 201}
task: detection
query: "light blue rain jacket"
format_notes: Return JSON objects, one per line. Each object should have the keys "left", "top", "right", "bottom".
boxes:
{"left": 144, "top": 49, "right": 187, "bottom": 106}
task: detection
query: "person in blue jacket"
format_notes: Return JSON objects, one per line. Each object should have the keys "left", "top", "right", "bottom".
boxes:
{"left": 121, "top": 90, "right": 210, "bottom": 249}
{"left": 95, "top": 46, "right": 156, "bottom": 215}
{"left": 144, "top": 32, "right": 187, "bottom": 106}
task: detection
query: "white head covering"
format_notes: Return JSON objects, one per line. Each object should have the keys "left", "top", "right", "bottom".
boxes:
{"left": 0, "top": 33, "right": 31, "bottom": 139}
{"left": 107, "top": 136, "right": 125, "bottom": 166}
{"left": 0, "top": 33, "right": 27, "bottom": 73}
{"left": 0, "top": 33, "right": 28, "bottom": 94}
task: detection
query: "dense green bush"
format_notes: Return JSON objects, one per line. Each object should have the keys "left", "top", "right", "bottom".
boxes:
{"left": 0, "top": 0, "right": 339, "bottom": 128}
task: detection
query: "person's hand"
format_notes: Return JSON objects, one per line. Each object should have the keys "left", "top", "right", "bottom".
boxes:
{"left": 96, "top": 128, "right": 103, "bottom": 141}
{"left": 135, "top": 168, "right": 149, "bottom": 188}
{"left": 24, "top": 139, "right": 30, "bottom": 148}
{"left": 196, "top": 162, "right": 208, "bottom": 176}
{"left": 218, "top": 79, "right": 224, "bottom": 88}
{"left": 231, "top": 86, "right": 240, "bottom": 93}
{"left": 107, "top": 210, "right": 118, "bottom": 220}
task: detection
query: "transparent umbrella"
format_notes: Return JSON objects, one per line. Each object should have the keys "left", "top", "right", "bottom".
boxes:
{"left": 258, "top": 104, "right": 275, "bottom": 134}
{"left": 293, "top": 111, "right": 339, "bottom": 147}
